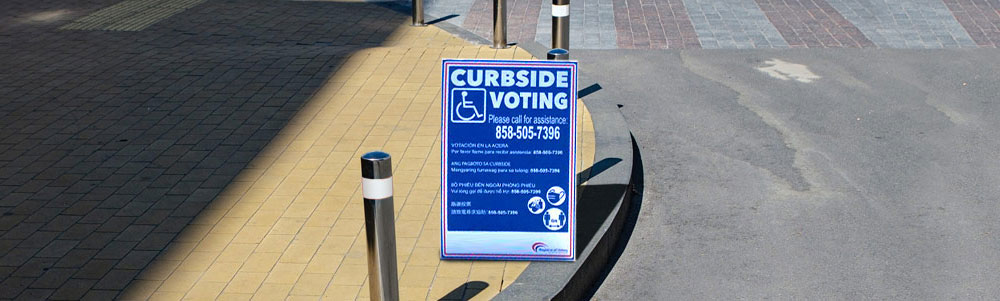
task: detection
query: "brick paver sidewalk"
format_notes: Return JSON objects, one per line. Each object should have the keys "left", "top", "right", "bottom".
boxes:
{"left": 0, "top": 0, "right": 595, "bottom": 299}
{"left": 416, "top": 0, "right": 999, "bottom": 49}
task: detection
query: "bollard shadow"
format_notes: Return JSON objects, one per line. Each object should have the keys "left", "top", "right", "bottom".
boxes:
{"left": 577, "top": 157, "right": 621, "bottom": 184}
{"left": 437, "top": 281, "right": 489, "bottom": 301}
{"left": 578, "top": 83, "right": 602, "bottom": 99}
{"left": 427, "top": 14, "right": 458, "bottom": 25}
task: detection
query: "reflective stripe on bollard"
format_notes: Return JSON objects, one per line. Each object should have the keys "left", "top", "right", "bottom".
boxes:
{"left": 361, "top": 151, "right": 399, "bottom": 301}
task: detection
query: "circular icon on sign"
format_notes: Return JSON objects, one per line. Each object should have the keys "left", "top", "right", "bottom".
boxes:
{"left": 542, "top": 208, "right": 566, "bottom": 231}
{"left": 527, "top": 196, "right": 545, "bottom": 214}
{"left": 546, "top": 186, "right": 566, "bottom": 206}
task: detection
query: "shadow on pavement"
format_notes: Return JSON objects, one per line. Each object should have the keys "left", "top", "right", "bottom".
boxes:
{"left": 583, "top": 134, "right": 644, "bottom": 298}
{"left": 427, "top": 14, "right": 459, "bottom": 25}
{"left": 438, "top": 280, "right": 488, "bottom": 301}
{"left": 0, "top": 0, "right": 408, "bottom": 299}
{"left": 578, "top": 83, "right": 602, "bottom": 99}
{"left": 574, "top": 157, "right": 624, "bottom": 258}
{"left": 577, "top": 157, "right": 621, "bottom": 185}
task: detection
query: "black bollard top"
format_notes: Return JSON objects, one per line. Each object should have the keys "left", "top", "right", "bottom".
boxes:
{"left": 361, "top": 151, "right": 392, "bottom": 179}
{"left": 547, "top": 48, "right": 569, "bottom": 60}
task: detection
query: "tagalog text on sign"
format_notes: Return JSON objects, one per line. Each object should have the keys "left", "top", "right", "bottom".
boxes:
{"left": 441, "top": 59, "right": 578, "bottom": 261}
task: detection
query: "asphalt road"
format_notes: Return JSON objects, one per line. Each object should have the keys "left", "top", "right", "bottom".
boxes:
{"left": 578, "top": 49, "right": 1000, "bottom": 299}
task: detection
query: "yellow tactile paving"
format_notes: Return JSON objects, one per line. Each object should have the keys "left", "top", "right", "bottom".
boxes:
{"left": 122, "top": 21, "right": 595, "bottom": 300}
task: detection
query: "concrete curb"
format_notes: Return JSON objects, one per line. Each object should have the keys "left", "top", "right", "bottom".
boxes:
{"left": 494, "top": 46, "right": 637, "bottom": 300}
{"left": 511, "top": 40, "right": 550, "bottom": 60}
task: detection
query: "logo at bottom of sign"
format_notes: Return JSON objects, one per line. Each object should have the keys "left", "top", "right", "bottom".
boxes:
{"left": 531, "top": 242, "right": 569, "bottom": 254}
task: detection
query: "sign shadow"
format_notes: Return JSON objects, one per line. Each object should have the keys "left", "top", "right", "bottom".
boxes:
{"left": 578, "top": 83, "right": 603, "bottom": 99}
{"left": 575, "top": 157, "right": 625, "bottom": 257}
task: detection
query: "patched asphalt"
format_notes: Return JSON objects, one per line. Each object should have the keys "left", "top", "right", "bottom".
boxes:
{"left": 578, "top": 49, "right": 1000, "bottom": 299}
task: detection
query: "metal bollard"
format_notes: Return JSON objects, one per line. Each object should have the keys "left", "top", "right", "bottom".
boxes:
{"left": 411, "top": 0, "right": 425, "bottom": 26}
{"left": 552, "top": 0, "right": 569, "bottom": 50}
{"left": 492, "top": 0, "right": 508, "bottom": 48}
{"left": 361, "top": 151, "right": 399, "bottom": 301}
{"left": 547, "top": 48, "right": 569, "bottom": 60}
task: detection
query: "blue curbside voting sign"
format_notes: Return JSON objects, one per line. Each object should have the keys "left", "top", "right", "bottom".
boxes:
{"left": 441, "top": 59, "right": 578, "bottom": 261}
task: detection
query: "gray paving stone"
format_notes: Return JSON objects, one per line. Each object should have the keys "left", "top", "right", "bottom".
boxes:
{"left": 682, "top": 0, "right": 789, "bottom": 48}
{"left": 49, "top": 279, "right": 96, "bottom": 300}
{"left": 17, "top": 289, "right": 54, "bottom": 300}
{"left": 537, "top": 2, "right": 551, "bottom": 46}
{"left": 537, "top": 0, "right": 618, "bottom": 49}
{"left": 422, "top": 0, "right": 478, "bottom": 26}
{"left": 30, "top": 268, "right": 75, "bottom": 289}
{"left": 35, "top": 240, "right": 80, "bottom": 258}
{"left": 825, "top": 0, "right": 977, "bottom": 48}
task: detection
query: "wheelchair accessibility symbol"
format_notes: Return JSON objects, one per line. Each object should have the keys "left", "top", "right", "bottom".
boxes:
{"left": 451, "top": 88, "right": 487, "bottom": 123}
